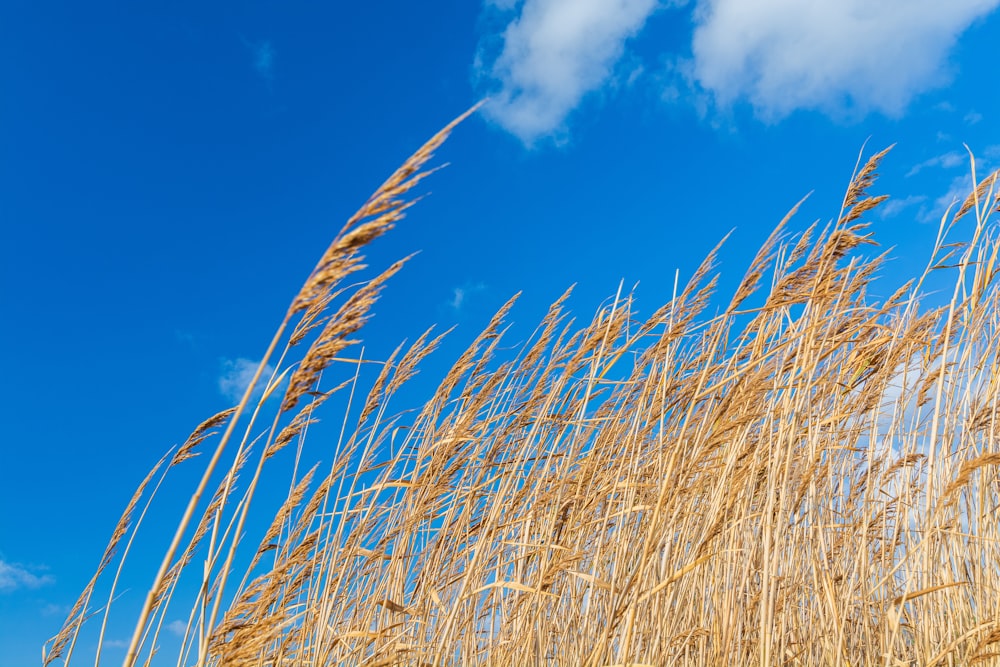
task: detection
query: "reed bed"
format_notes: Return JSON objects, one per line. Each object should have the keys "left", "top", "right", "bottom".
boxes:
{"left": 45, "top": 111, "right": 1000, "bottom": 667}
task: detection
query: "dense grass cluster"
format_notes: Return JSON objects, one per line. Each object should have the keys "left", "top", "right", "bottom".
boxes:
{"left": 46, "top": 111, "right": 1000, "bottom": 666}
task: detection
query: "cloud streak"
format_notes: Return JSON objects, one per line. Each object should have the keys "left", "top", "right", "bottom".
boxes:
{"left": 253, "top": 41, "right": 275, "bottom": 81}
{"left": 240, "top": 36, "right": 275, "bottom": 83}
{"left": 879, "top": 195, "right": 927, "bottom": 220}
{"left": 0, "top": 559, "right": 54, "bottom": 593}
{"left": 167, "top": 620, "right": 187, "bottom": 637}
{"left": 907, "top": 151, "right": 967, "bottom": 178}
{"left": 908, "top": 146, "right": 997, "bottom": 223}
{"left": 447, "top": 282, "right": 487, "bottom": 312}
{"left": 218, "top": 358, "right": 276, "bottom": 403}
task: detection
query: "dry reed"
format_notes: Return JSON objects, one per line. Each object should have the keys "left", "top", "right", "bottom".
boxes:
{"left": 45, "top": 112, "right": 1000, "bottom": 667}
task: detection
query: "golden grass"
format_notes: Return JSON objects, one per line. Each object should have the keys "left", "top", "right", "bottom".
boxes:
{"left": 45, "top": 111, "right": 1000, "bottom": 667}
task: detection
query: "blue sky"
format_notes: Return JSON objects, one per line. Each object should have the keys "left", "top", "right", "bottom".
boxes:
{"left": 1, "top": 1, "right": 999, "bottom": 664}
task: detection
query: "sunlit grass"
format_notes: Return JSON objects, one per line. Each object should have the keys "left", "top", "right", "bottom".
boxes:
{"left": 46, "top": 111, "right": 1000, "bottom": 667}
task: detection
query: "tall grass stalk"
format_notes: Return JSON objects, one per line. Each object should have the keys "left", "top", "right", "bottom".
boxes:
{"left": 45, "top": 113, "right": 1000, "bottom": 666}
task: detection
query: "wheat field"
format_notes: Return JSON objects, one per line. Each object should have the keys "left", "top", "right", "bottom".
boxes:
{"left": 44, "top": 110, "right": 1000, "bottom": 667}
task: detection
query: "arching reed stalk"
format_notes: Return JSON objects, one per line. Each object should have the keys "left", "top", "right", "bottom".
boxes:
{"left": 45, "top": 115, "right": 1000, "bottom": 667}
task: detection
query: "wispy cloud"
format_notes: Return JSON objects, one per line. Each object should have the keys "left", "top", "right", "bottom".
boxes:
{"left": 475, "top": 0, "right": 1000, "bottom": 141}
{"left": 476, "top": 0, "right": 668, "bottom": 144}
{"left": 218, "top": 357, "right": 276, "bottom": 403}
{"left": 174, "top": 329, "right": 197, "bottom": 348}
{"left": 918, "top": 168, "right": 991, "bottom": 224}
{"left": 41, "top": 602, "right": 71, "bottom": 616}
{"left": 921, "top": 176, "right": 969, "bottom": 224}
{"left": 907, "top": 151, "right": 967, "bottom": 177}
{"left": 166, "top": 620, "right": 187, "bottom": 637}
{"left": 879, "top": 195, "right": 927, "bottom": 220}
{"left": 0, "top": 559, "right": 54, "bottom": 593}
{"left": 964, "top": 110, "right": 984, "bottom": 125}
{"left": 447, "top": 282, "right": 487, "bottom": 311}
{"left": 254, "top": 41, "right": 275, "bottom": 81}
{"left": 240, "top": 36, "right": 275, "bottom": 83}
{"left": 912, "top": 147, "right": 996, "bottom": 223}
{"left": 103, "top": 640, "right": 129, "bottom": 649}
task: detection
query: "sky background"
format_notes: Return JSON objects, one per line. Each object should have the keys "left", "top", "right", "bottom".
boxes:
{"left": 2, "top": 1, "right": 999, "bottom": 664}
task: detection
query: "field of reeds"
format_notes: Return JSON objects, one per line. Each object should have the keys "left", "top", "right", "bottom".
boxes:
{"left": 44, "top": 110, "right": 1000, "bottom": 666}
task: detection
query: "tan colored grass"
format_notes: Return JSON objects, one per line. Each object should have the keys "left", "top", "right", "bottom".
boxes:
{"left": 45, "top": 110, "right": 1000, "bottom": 667}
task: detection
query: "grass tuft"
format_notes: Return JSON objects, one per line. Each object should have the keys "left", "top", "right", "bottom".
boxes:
{"left": 47, "top": 111, "right": 1000, "bottom": 667}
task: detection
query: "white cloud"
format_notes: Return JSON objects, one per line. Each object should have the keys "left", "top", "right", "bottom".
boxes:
{"left": 447, "top": 282, "right": 487, "bottom": 311}
{"left": 218, "top": 358, "right": 276, "bottom": 403}
{"left": 930, "top": 177, "right": 972, "bottom": 220}
{"left": 905, "top": 148, "right": 996, "bottom": 222}
{"left": 253, "top": 41, "right": 275, "bottom": 81}
{"left": 240, "top": 36, "right": 275, "bottom": 83}
{"left": 103, "top": 639, "right": 128, "bottom": 649}
{"left": 0, "top": 559, "right": 54, "bottom": 593}
{"left": 888, "top": 147, "right": 996, "bottom": 224}
{"left": 689, "top": 0, "right": 1000, "bottom": 120}
{"left": 174, "top": 329, "right": 196, "bottom": 347}
{"left": 475, "top": 0, "right": 999, "bottom": 142}
{"left": 449, "top": 288, "right": 467, "bottom": 310}
{"left": 918, "top": 169, "right": 989, "bottom": 224}
{"left": 476, "top": 0, "right": 665, "bottom": 143}
{"left": 41, "top": 603, "right": 70, "bottom": 616}
{"left": 907, "top": 151, "right": 967, "bottom": 177}
{"left": 166, "top": 620, "right": 187, "bottom": 637}
{"left": 965, "top": 110, "right": 984, "bottom": 125}
{"left": 879, "top": 195, "right": 927, "bottom": 220}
